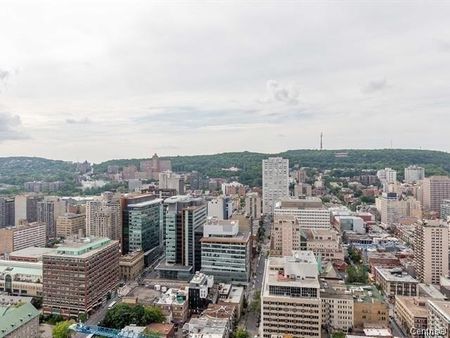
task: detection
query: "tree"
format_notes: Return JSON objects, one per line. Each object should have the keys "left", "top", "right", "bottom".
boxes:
{"left": 52, "top": 320, "right": 74, "bottom": 338}
{"left": 250, "top": 291, "right": 261, "bottom": 313}
{"left": 234, "top": 328, "right": 250, "bottom": 338}
{"left": 346, "top": 265, "right": 368, "bottom": 284}
{"left": 332, "top": 331, "right": 346, "bottom": 338}
{"left": 101, "top": 304, "right": 165, "bottom": 329}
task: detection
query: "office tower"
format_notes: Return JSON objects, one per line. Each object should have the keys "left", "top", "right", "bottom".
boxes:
{"left": 0, "top": 197, "right": 15, "bottom": 227}
{"left": 422, "top": 176, "right": 450, "bottom": 213}
{"left": 207, "top": 196, "right": 233, "bottom": 220}
{"left": 157, "top": 196, "right": 206, "bottom": 279}
{"left": 56, "top": 213, "right": 86, "bottom": 238}
{"left": 245, "top": 192, "right": 262, "bottom": 220}
{"left": 262, "top": 157, "right": 289, "bottom": 215}
{"left": 404, "top": 165, "right": 425, "bottom": 183}
{"left": 441, "top": 199, "right": 450, "bottom": 221}
{"left": 0, "top": 222, "right": 47, "bottom": 254}
{"left": 375, "top": 192, "right": 407, "bottom": 225}
{"left": 200, "top": 218, "right": 251, "bottom": 282}
{"left": 86, "top": 194, "right": 121, "bottom": 241}
{"left": 261, "top": 251, "right": 321, "bottom": 338}
{"left": 14, "top": 194, "right": 41, "bottom": 225}
{"left": 125, "top": 198, "right": 163, "bottom": 265}
{"left": 273, "top": 197, "right": 331, "bottom": 228}
{"left": 414, "top": 220, "right": 449, "bottom": 284}
{"left": 37, "top": 197, "right": 66, "bottom": 238}
{"left": 159, "top": 171, "right": 185, "bottom": 194}
{"left": 42, "top": 237, "right": 120, "bottom": 318}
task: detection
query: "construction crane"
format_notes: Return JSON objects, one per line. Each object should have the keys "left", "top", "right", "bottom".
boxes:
{"left": 69, "top": 323, "right": 161, "bottom": 338}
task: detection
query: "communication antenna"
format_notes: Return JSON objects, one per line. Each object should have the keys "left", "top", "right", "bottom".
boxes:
{"left": 320, "top": 132, "right": 323, "bottom": 151}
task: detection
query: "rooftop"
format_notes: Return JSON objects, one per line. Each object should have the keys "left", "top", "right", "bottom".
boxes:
{"left": 0, "top": 260, "right": 42, "bottom": 278}
{"left": 395, "top": 296, "right": 428, "bottom": 318}
{"left": 128, "top": 198, "right": 163, "bottom": 208}
{"left": 427, "top": 300, "right": 450, "bottom": 323}
{"left": 8, "top": 247, "right": 57, "bottom": 261}
{"left": 375, "top": 267, "right": 418, "bottom": 283}
{"left": 45, "top": 237, "right": 115, "bottom": 258}
{"left": 0, "top": 302, "right": 40, "bottom": 337}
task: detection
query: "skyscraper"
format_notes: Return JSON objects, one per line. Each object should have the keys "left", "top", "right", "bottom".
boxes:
{"left": 37, "top": 197, "right": 67, "bottom": 238}
{"left": 404, "top": 165, "right": 425, "bottom": 183}
{"left": 422, "top": 176, "right": 450, "bottom": 213}
{"left": 86, "top": 194, "right": 121, "bottom": 241}
{"left": 262, "top": 157, "right": 289, "bottom": 215}
{"left": 0, "top": 197, "right": 15, "bottom": 228}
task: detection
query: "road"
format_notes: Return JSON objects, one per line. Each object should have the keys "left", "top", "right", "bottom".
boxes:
{"left": 73, "top": 298, "right": 117, "bottom": 338}
{"left": 244, "top": 215, "right": 271, "bottom": 336}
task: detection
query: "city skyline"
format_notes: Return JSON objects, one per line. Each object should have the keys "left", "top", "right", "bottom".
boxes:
{"left": 1, "top": 2, "right": 450, "bottom": 162}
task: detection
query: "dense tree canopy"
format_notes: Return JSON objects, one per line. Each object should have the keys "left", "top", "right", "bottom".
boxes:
{"left": 101, "top": 304, "right": 165, "bottom": 330}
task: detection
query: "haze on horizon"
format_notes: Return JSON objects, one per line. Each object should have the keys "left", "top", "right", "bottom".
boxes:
{"left": 1, "top": 1, "right": 450, "bottom": 162}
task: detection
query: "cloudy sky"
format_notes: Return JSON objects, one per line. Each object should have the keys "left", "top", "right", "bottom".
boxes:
{"left": 1, "top": 1, "right": 449, "bottom": 162}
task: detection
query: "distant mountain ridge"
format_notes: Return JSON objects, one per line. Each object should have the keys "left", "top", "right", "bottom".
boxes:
{"left": 1, "top": 149, "right": 449, "bottom": 188}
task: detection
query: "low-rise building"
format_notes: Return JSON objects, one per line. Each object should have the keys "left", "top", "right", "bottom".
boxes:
{"left": 182, "top": 317, "right": 230, "bottom": 338}
{"left": 155, "top": 288, "right": 188, "bottom": 324}
{"left": 0, "top": 260, "right": 43, "bottom": 296}
{"left": 217, "top": 284, "right": 244, "bottom": 320}
{"left": 0, "top": 301, "right": 40, "bottom": 338}
{"left": 119, "top": 251, "right": 145, "bottom": 282}
{"left": 351, "top": 285, "right": 389, "bottom": 330}
{"left": 374, "top": 267, "right": 419, "bottom": 297}
{"left": 394, "top": 296, "right": 428, "bottom": 338}
{"left": 146, "top": 323, "right": 175, "bottom": 338}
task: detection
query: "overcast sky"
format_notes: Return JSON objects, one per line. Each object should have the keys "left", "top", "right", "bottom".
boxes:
{"left": 1, "top": 1, "right": 449, "bottom": 162}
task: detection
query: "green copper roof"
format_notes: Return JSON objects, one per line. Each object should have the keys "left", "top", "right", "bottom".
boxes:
{"left": 0, "top": 302, "right": 40, "bottom": 337}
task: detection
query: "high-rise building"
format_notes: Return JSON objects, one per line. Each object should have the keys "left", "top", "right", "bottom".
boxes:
{"left": 0, "top": 222, "right": 47, "bottom": 254}
{"left": 262, "top": 157, "right": 289, "bottom": 215}
{"left": 273, "top": 197, "right": 331, "bottom": 228}
{"left": 56, "top": 213, "right": 86, "bottom": 238}
{"left": 441, "top": 199, "right": 450, "bottom": 221}
{"left": 404, "top": 165, "right": 425, "bottom": 183}
{"left": 37, "top": 197, "right": 66, "bottom": 238}
{"left": 125, "top": 198, "right": 163, "bottom": 265}
{"left": 0, "top": 197, "right": 15, "bottom": 228}
{"left": 200, "top": 218, "right": 251, "bottom": 282}
{"left": 376, "top": 192, "right": 407, "bottom": 225}
{"left": 377, "top": 168, "right": 397, "bottom": 184}
{"left": 261, "top": 251, "right": 321, "bottom": 338}
{"left": 422, "top": 176, "right": 450, "bottom": 213}
{"left": 86, "top": 194, "right": 121, "bottom": 241}
{"left": 157, "top": 196, "right": 206, "bottom": 279}
{"left": 159, "top": 171, "right": 185, "bottom": 194}
{"left": 14, "top": 194, "right": 41, "bottom": 225}
{"left": 414, "top": 220, "right": 449, "bottom": 284}
{"left": 42, "top": 237, "right": 120, "bottom": 318}
{"left": 207, "top": 196, "right": 233, "bottom": 220}
{"left": 245, "top": 192, "right": 262, "bottom": 220}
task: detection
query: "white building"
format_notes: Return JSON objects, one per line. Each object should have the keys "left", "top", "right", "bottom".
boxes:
{"left": 86, "top": 195, "right": 122, "bottom": 241}
{"left": 404, "top": 165, "right": 425, "bottom": 184}
{"left": 261, "top": 251, "right": 321, "bottom": 338}
{"left": 377, "top": 168, "right": 397, "bottom": 184}
{"left": 274, "top": 198, "right": 331, "bottom": 228}
{"left": 262, "top": 157, "right": 289, "bottom": 215}
{"left": 207, "top": 196, "right": 233, "bottom": 220}
{"left": 376, "top": 192, "right": 407, "bottom": 226}
{"left": 245, "top": 192, "right": 261, "bottom": 220}
{"left": 159, "top": 171, "right": 185, "bottom": 194}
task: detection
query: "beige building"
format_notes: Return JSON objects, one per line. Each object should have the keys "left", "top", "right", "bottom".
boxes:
{"left": 245, "top": 192, "right": 261, "bottom": 220}
{"left": 0, "top": 222, "right": 46, "bottom": 255}
{"left": 427, "top": 299, "right": 450, "bottom": 337}
{"left": 274, "top": 198, "right": 331, "bottom": 228}
{"left": 0, "top": 260, "right": 43, "bottom": 296}
{"left": 352, "top": 286, "right": 389, "bottom": 329}
{"left": 261, "top": 251, "right": 321, "bottom": 338}
{"left": 56, "top": 213, "right": 86, "bottom": 238}
{"left": 86, "top": 195, "right": 121, "bottom": 241}
{"left": 394, "top": 296, "right": 428, "bottom": 338}
{"left": 320, "top": 281, "right": 353, "bottom": 332}
{"left": 414, "top": 220, "right": 449, "bottom": 285}
{"left": 374, "top": 267, "right": 419, "bottom": 297}
{"left": 422, "top": 176, "right": 450, "bottom": 213}
{"left": 119, "top": 251, "right": 145, "bottom": 282}
{"left": 376, "top": 192, "right": 407, "bottom": 226}
{"left": 155, "top": 288, "right": 188, "bottom": 324}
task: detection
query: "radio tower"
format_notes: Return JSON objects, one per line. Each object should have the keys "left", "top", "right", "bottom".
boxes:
{"left": 320, "top": 132, "right": 323, "bottom": 151}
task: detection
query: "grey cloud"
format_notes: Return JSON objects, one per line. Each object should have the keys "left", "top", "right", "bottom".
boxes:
{"left": 66, "top": 117, "right": 93, "bottom": 124}
{"left": 0, "top": 69, "right": 9, "bottom": 82}
{"left": 264, "top": 80, "right": 300, "bottom": 105}
{"left": 362, "top": 78, "right": 387, "bottom": 94}
{"left": 0, "top": 112, "right": 28, "bottom": 141}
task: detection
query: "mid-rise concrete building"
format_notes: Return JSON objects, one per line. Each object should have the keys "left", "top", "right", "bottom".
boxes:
{"left": 427, "top": 299, "right": 450, "bottom": 336}
{"left": 119, "top": 250, "right": 145, "bottom": 282}
{"left": 0, "top": 222, "right": 46, "bottom": 255}
{"left": 374, "top": 267, "right": 419, "bottom": 297}
{"left": 334, "top": 215, "right": 365, "bottom": 234}
{"left": 159, "top": 171, "right": 185, "bottom": 195}
{"left": 262, "top": 157, "right": 289, "bottom": 215}
{"left": 441, "top": 199, "right": 450, "bottom": 221}
{"left": 14, "top": 194, "right": 41, "bottom": 226}
{"left": 221, "top": 182, "right": 246, "bottom": 197}
{"left": 394, "top": 296, "right": 428, "bottom": 338}
{"left": 377, "top": 168, "right": 397, "bottom": 184}
{"left": 274, "top": 198, "right": 331, "bottom": 228}
{"left": 376, "top": 192, "right": 407, "bottom": 226}
{"left": 42, "top": 237, "right": 120, "bottom": 318}
{"left": 320, "top": 281, "right": 354, "bottom": 333}
{"left": 207, "top": 196, "right": 233, "bottom": 220}
{"left": 56, "top": 213, "right": 86, "bottom": 238}
{"left": 245, "top": 192, "right": 262, "bottom": 220}
{"left": 422, "top": 176, "right": 450, "bottom": 213}
{"left": 0, "top": 260, "right": 43, "bottom": 296}
{"left": 414, "top": 219, "right": 449, "bottom": 285}
{"left": 404, "top": 165, "right": 425, "bottom": 184}
{"left": 200, "top": 218, "right": 251, "bottom": 282}
{"left": 261, "top": 251, "right": 321, "bottom": 338}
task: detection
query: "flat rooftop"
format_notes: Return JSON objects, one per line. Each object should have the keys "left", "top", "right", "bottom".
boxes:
{"left": 395, "top": 296, "right": 428, "bottom": 318}
{"left": 0, "top": 260, "right": 42, "bottom": 277}
{"left": 375, "top": 267, "right": 418, "bottom": 283}
{"left": 428, "top": 300, "right": 450, "bottom": 322}
{"left": 128, "top": 198, "right": 163, "bottom": 208}
{"left": 45, "top": 237, "right": 116, "bottom": 258}
{"left": 8, "top": 247, "right": 57, "bottom": 260}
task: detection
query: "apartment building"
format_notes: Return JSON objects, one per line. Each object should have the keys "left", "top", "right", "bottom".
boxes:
{"left": 56, "top": 213, "right": 86, "bottom": 238}
{"left": 441, "top": 199, "right": 450, "bottom": 221}
{"left": 414, "top": 220, "right": 449, "bottom": 284}
{"left": 14, "top": 194, "right": 41, "bottom": 226}
{"left": 37, "top": 197, "right": 67, "bottom": 238}
{"left": 159, "top": 171, "right": 185, "bottom": 195}
{"left": 262, "top": 157, "right": 289, "bottom": 215}
{"left": 42, "top": 237, "right": 120, "bottom": 318}
{"left": 274, "top": 198, "right": 331, "bottom": 228}
{"left": 404, "top": 165, "right": 425, "bottom": 184}
{"left": 376, "top": 192, "right": 407, "bottom": 226}
{"left": 261, "top": 251, "right": 321, "bottom": 338}
{"left": 207, "top": 196, "right": 233, "bottom": 220}
{"left": 200, "top": 218, "right": 251, "bottom": 282}
{"left": 0, "top": 222, "right": 46, "bottom": 254}
{"left": 86, "top": 194, "right": 121, "bottom": 241}
{"left": 422, "top": 176, "right": 450, "bottom": 213}
{"left": 245, "top": 192, "right": 262, "bottom": 220}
